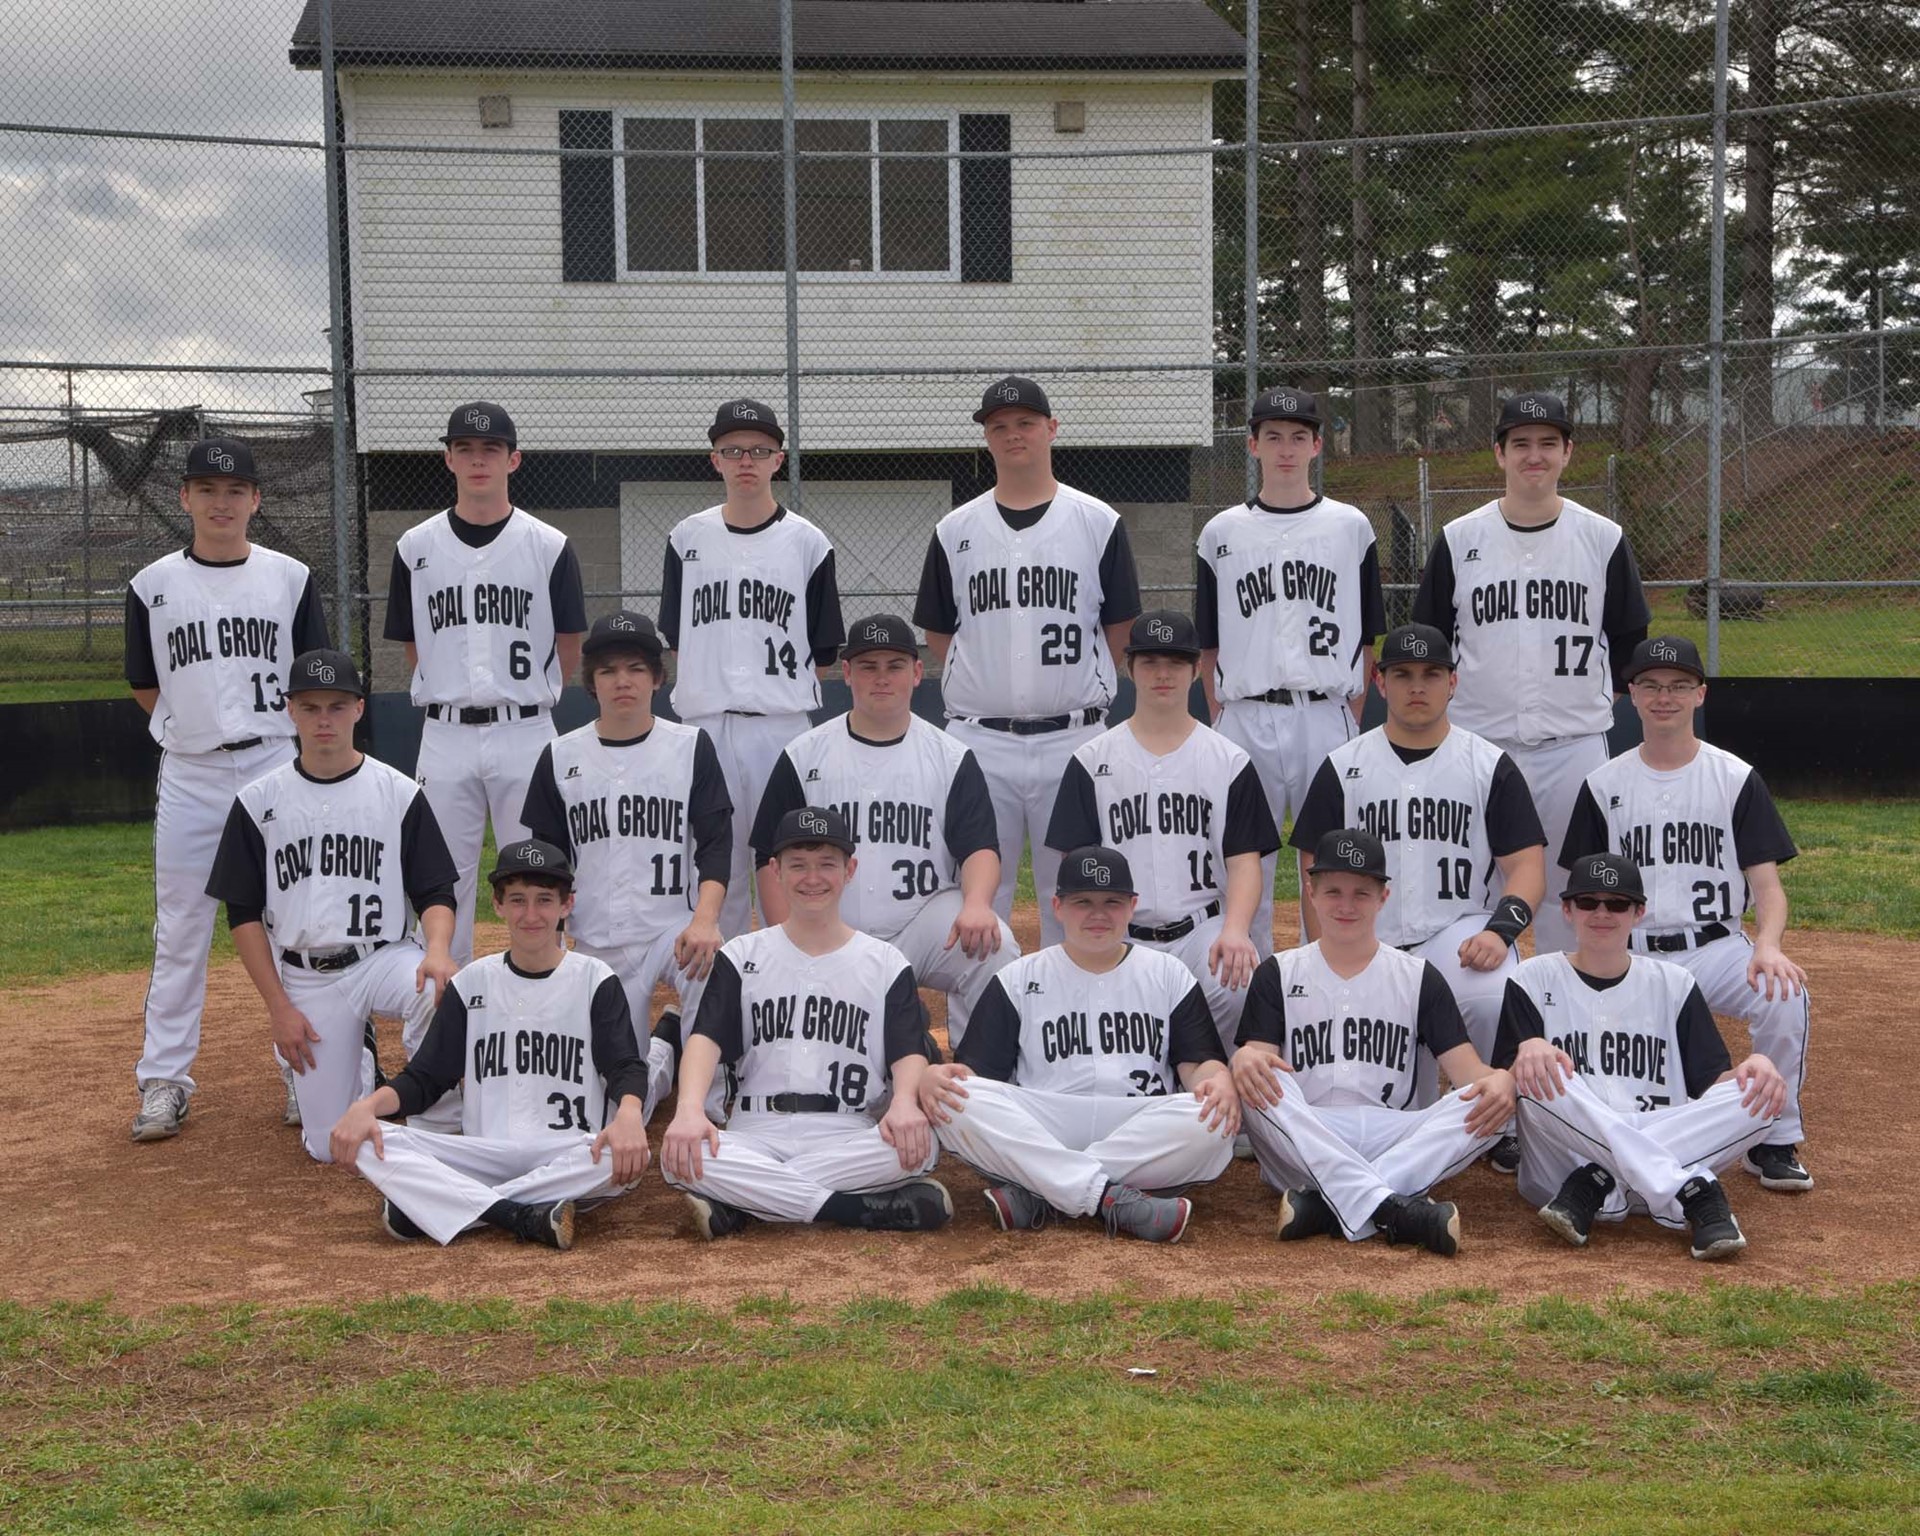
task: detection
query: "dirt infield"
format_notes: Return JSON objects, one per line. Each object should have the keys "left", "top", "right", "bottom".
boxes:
{"left": 3, "top": 907, "right": 1910, "bottom": 1314}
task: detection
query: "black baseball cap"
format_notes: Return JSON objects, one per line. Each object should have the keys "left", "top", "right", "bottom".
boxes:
{"left": 182, "top": 437, "right": 259, "bottom": 485}
{"left": 708, "top": 398, "right": 784, "bottom": 445}
{"left": 441, "top": 401, "right": 516, "bottom": 447}
{"left": 1561, "top": 852, "right": 1646, "bottom": 903}
{"left": 1249, "top": 386, "right": 1322, "bottom": 432}
{"left": 1307, "top": 828, "right": 1389, "bottom": 881}
{"left": 770, "top": 805, "right": 856, "bottom": 856}
{"left": 489, "top": 838, "right": 575, "bottom": 890}
{"left": 1056, "top": 845, "right": 1136, "bottom": 897}
{"left": 1377, "top": 623, "right": 1454, "bottom": 670}
{"left": 1624, "top": 635, "right": 1706, "bottom": 683}
{"left": 285, "top": 648, "right": 364, "bottom": 698}
{"left": 582, "top": 609, "right": 665, "bottom": 663}
{"left": 1495, "top": 391, "right": 1572, "bottom": 443}
{"left": 842, "top": 612, "right": 919, "bottom": 660}
{"left": 1125, "top": 610, "right": 1202, "bottom": 659}
{"left": 973, "top": 375, "right": 1051, "bottom": 423}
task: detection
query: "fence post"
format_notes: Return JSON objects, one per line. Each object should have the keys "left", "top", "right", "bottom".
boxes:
{"left": 1243, "top": 0, "right": 1260, "bottom": 499}
{"left": 1417, "top": 455, "right": 1431, "bottom": 554}
{"left": 317, "top": 0, "right": 355, "bottom": 655}
{"left": 780, "top": 0, "right": 803, "bottom": 512}
{"left": 81, "top": 443, "right": 93, "bottom": 657}
{"left": 1606, "top": 453, "right": 1618, "bottom": 522}
{"left": 1704, "top": 0, "right": 1730, "bottom": 676}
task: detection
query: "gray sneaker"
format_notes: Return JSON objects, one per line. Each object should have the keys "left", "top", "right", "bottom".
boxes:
{"left": 280, "top": 1063, "right": 302, "bottom": 1128}
{"left": 983, "top": 1182, "right": 1053, "bottom": 1232}
{"left": 1100, "top": 1183, "right": 1192, "bottom": 1244}
{"left": 131, "top": 1082, "right": 189, "bottom": 1142}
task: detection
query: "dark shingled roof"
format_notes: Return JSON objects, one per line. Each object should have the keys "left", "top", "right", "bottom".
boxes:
{"left": 289, "top": 1, "right": 1246, "bottom": 73}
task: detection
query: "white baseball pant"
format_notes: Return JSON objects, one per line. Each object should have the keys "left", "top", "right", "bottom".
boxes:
{"left": 873, "top": 887, "right": 1020, "bottom": 1051}
{"left": 572, "top": 931, "right": 712, "bottom": 1122}
{"left": 415, "top": 712, "right": 556, "bottom": 964}
{"left": 1515, "top": 1077, "right": 1777, "bottom": 1231}
{"left": 948, "top": 717, "right": 1103, "bottom": 947}
{"left": 660, "top": 1109, "right": 938, "bottom": 1222}
{"left": 354, "top": 1126, "right": 631, "bottom": 1245}
{"left": 1403, "top": 913, "right": 1519, "bottom": 1106}
{"left": 1216, "top": 695, "right": 1358, "bottom": 956}
{"left": 934, "top": 1077, "right": 1234, "bottom": 1218}
{"left": 138, "top": 737, "right": 294, "bottom": 1092}
{"left": 1134, "top": 910, "right": 1247, "bottom": 1053}
{"left": 1497, "top": 733, "right": 1609, "bottom": 955}
{"left": 683, "top": 709, "right": 811, "bottom": 938}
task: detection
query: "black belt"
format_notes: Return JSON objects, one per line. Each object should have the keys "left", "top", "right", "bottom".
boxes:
{"left": 282, "top": 940, "right": 391, "bottom": 973}
{"left": 972, "top": 707, "right": 1105, "bottom": 736}
{"left": 1129, "top": 900, "right": 1221, "bottom": 943}
{"left": 1638, "top": 923, "right": 1729, "bottom": 954}
{"left": 737, "top": 1092, "right": 840, "bottom": 1114}
{"left": 725, "top": 709, "right": 765, "bottom": 718}
{"left": 218, "top": 737, "right": 265, "bottom": 753}
{"left": 427, "top": 703, "right": 543, "bottom": 725}
{"left": 1247, "top": 687, "right": 1329, "bottom": 706}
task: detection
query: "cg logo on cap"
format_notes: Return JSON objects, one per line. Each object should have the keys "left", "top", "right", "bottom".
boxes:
{"left": 1147, "top": 618, "right": 1174, "bottom": 643}
{"left": 1519, "top": 398, "right": 1546, "bottom": 418}
{"left": 1337, "top": 837, "right": 1363, "bottom": 868}
{"left": 732, "top": 403, "right": 759, "bottom": 420}
{"left": 209, "top": 448, "right": 235, "bottom": 473}
{"left": 996, "top": 382, "right": 1022, "bottom": 403}
{"left": 609, "top": 615, "right": 636, "bottom": 631}
{"left": 1651, "top": 640, "right": 1679, "bottom": 662}
{"left": 1081, "top": 856, "right": 1111, "bottom": 887}
{"left": 1405, "top": 635, "right": 1429, "bottom": 657}
{"left": 464, "top": 408, "right": 490, "bottom": 431}
{"left": 861, "top": 621, "right": 888, "bottom": 643}
{"left": 524, "top": 846, "right": 546, "bottom": 867}
{"left": 799, "top": 810, "right": 828, "bottom": 835}
{"left": 313, "top": 663, "right": 337, "bottom": 685}
{"left": 1277, "top": 392, "right": 1299, "bottom": 412}
{"left": 1596, "top": 862, "right": 1620, "bottom": 888}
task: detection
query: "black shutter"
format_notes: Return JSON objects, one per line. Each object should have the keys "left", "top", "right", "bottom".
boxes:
{"left": 959, "top": 113, "right": 1012, "bottom": 283}
{"left": 560, "top": 110, "right": 616, "bottom": 283}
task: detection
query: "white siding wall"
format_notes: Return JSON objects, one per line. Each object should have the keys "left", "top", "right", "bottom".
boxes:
{"left": 341, "top": 72, "right": 1217, "bottom": 452}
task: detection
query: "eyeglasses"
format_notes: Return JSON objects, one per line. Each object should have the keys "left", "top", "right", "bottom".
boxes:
{"left": 1571, "top": 895, "right": 1640, "bottom": 913}
{"left": 1631, "top": 679, "right": 1701, "bottom": 696}
{"left": 715, "top": 445, "right": 779, "bottom": 461}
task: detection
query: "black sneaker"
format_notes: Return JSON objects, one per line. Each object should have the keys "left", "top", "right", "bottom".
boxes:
{"left": 381, "top": 1199, "right": 426, "bottom": 1242}
{"left": 494, "top": 1198, "right": 575, "bottom": 1251}
{"left": 1276, "top": 1186, "right": 1338, "bottom": 1241}
{"left": 1373, "top": 1193, "right": 1460, "bottom": 1257}
{"left": 860, "top": 1179, "right": 954, "bottom": 1232}
{"left": 1488, "top": 1134, "right": 1521, "bottom": 1175}
{"left": 1743, "top": 1143, "right": 1813, "bottom": 1193}
{"left": 1538, "top": 1163, "right": 1615, "bottom": 1248}
{"left": 1679, "top": 1176, "right": 1746, "bottom": 1262}
{"left": 684, "top": 1193, "right": 753, "bottom": 1240}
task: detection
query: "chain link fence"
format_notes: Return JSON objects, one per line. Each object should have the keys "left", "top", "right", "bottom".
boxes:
{"left": 3, "top": 0, "right": 1915, "bottom": 701}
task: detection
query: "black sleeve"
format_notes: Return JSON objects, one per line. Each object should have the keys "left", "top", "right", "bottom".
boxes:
{"left": 1223, "top": 760, "right": 1282, "bottom": 858}
{"left": 1193, "top": 548, "right": 1220, "bottom": 649}
{"left": 1416, "top": 962, "right": 1471, "bottom": 1056}
{"left": 1487, "top": 753, "right": 1549, "bottom": 858}
{"left": 1168, "top": 981, "right": 1225, "bottom": 1068}
{"left": 520, "top": 746, "right": 573, "bottom": 859}
{"left": 1601, "top": 536, "right": 1651, "bottom": 692}
{"left": 1410, "top": 534, "right": 1453, "bottom": 635}
{"left": 805, "top": 548, "right": 845, "bottom": 667}
{"left": 382, "top": 548, "right": 415, "bottom": 642}
{"left": 589, "top": 972, "right": 650, "bottom": 1108}
{"left": 1043, "top": 755, "right": 1103, "bottom": 853}
{"left": 1288, "top": 757, "right": 1347, "bottom": 853}
{"left": 1731, "top": 771, "right": 1797, "bottom": 869}
{"left": 913, "top": 534, "right": 959, "bottom": 634}
{"left": 881, "top": 964, "right": 931, "bottom": 1066}
{"left": 1557, "top": 779, "right": 1609, "bottom": 868}
{"left": 953, "top": 976, "right": 1022, "bottom": 1081}
{"left": 690, "top": 952, "right": 746, "bottom": 1064}
{"left": 1234, "top": 957, "right": 1286, "bottom": 1047}
{"left": 748, "top": 750, "right": 805, "bottom": 869}
{"left": 549, "top": 541, "right": 588, "bottom": 635}
{"left": 1357, "top": 537, "right": 1387, "bottom": 643}
{"left": 206, "top": 799, "right": 267, "bottom": 910}
{"left": 388, "top": 984, "right": 470, "bottom": 1117}
{"left": 1096, "top": 518, "right": 1144, "bottom": 626}
{"left": 400, "top": 791, "right": 459, "bottom": 915}
{"left": 1490, "top": 979, "right": 1546, "bottom": 1071}
{"left": 124, "top": 586, "right": 158, "bottom": 688}
{"left": 942, "top": 751, "right": 999, "bottom": 865}
{"left": 1677, "top": 982, "right": 1734, "bottom": 1099}
{"left": 689, "top": 730, "right": 735, "bottom": 885}
{"left": 292, "top": 573, "right": 332, "bottom": 653}
{"left": 657, "top": 542, "right": 683, "bottom": 649}
{"left": 226, "top": 902, "right": 265, "bottom": 929}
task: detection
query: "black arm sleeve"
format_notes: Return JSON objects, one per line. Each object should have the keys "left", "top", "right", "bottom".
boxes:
{"left": 912, "top": 535, "right": 959, "bottom": 634}
{"left": 1410, "top": 534, "right": 1454, "bottom": 635}
{"left": 881, "top": 965, "right": 931, "bottom": 1066}
{"left": 519, "top": 746, "right": 573, "bottom": 859}
{"left": 1193, "top": 549, "right": 1221, "bottom": 649}
{"left": 689, "top": 730, "right": 735, "bottom": 885}
{"left": 124, "top": 586, "right": 158, "bottom": 688}
{"left": 549, "top": 542, "right": 588, "bottom": 635}
{"left": 1169, "top": 982, "right": 1226, "bottom": 1068}
{"left": 689, "top": 952, "right": 746, "bottom": 1064}
{"left": 1043, "top": 755, "right": 1103, "bottom": 853}
{"left": 1731, "top": 771, "right": 1797, "bottom": 868}
{"left": 1223, "top": 760, "right": 1282, "bottom": 858}
{"left": 388, "top": 985, "right": 469, "bottom": 1117}
{"left": 1358, "top": 538, "right": 1387, "bottom": 642}
{"left": 1490, "top": 979, "right": 1547, "bottom": 1070}
{"left": 400, "top": 791, "right": 459, "bottom": 915}
{"left": 382, "top": 548, "right": 415, "bottom": 642}
{"left": 943, "top": 751, "right": 999, "bottom": 865}
{"left": 206, "top": 799, "right": 267, "bottom": 910}
{"left": 1677, "top": 983, "right": 1734, "bottom": 1099}
{"left": 1557, "top": 780, "right": 1609, "bottom": 868}
{"left": 748, "top": 751, "right": 805, "bottom": 869}
{"left": 1235, "top": 957, "right": 1287, "bottom": 1047}
{"left": 1416, "top": 962, "right": 1471, "bottom": 1056}
{"left": 1288, "top": 757, "right": 1347, "bottom": 853}
{"left": 1602, "top": 537, "right": 1651, "bottom": 692}
{"left": 589, "top": 973, "right": 650, "bottom": 1107}
{"left": 1096, "top": 519, "right": 1144, "bottom": 626}
{"left": 292, "top": 573, "right": 332, "bottom": 653}
{"left": 805, "top": 549, "right": 845, "bottom": 667}
{"left": 657, "top": 543, "right": 683, "bottom": 650}
{"left": 1487, "top": 753, "right": 1549, "bottom": 857}
{"left": 953, "top": 976, "right": 1022, "bottom": 1081}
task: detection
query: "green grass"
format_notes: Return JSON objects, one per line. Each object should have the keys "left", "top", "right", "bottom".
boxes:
{"left": 0, "top": 1285, "right": 1914, "bottom": 1532}
{"left": 1646, "top": 590, "right": 1920, "bottom": 678}
{"left": 0, "top": 626, "right": 126, "bottom": 704}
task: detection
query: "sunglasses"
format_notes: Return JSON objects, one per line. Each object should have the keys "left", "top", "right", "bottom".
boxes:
{"left": 1571, "top": 895, "right": 1639, "bottom": 913}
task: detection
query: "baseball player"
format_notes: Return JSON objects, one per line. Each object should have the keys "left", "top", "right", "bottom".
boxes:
{"left": 1196, "top": 387, "right": 1387, "bottom": 954}
{"left": 914, "top": 376, "right": 1143, "bottom": 946}
{"left": 1044, "top": 610, "right": 1277, "bottom": 1049}
{"left": 383, "top": 401, "right": 588, "bottom": 966}
{"left": 917, "top": 845, "right": 1240, "bottom": 1244}
{"left": 521, "top": 610, "right": 732, "bottom": 1117}
{"left": 205, "top": 650, "right": 459, "bottom": 1161}
{"left": 658, "top": 399, "right": 845, "bottom": 937}
{"left": 328, "top": 840, "right": 652, "bottom": 1250}
{"left": 125, "top": 435, "right": 331, "bottom": 1142}
{"left": 1493, "top": 853, "right": 1787, "bottom": 1261}
{"left": 749, "top": 612, "right": 1016, "bottom": 1048}
{"left": 660, "top": 808, "right": 952, "bottom": 1238}
{"left": 1559, "top": 635, "right": 1813, "bottom": 1192}
{"left": 1230, "top": 829, "right": 1517, "bottom": 1256}
{"left": 1412, "top": 390, "right": 1649, "bottom": 953}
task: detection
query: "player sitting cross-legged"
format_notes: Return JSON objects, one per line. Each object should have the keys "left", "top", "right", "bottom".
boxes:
{"left": 1495, "top": 853, "right": 1786, "bottom": 1262}
{"left": 660, "top": 807, "right": 952, "bottom": 1239}
{"left": 1231, "top": 829, "right": 1517, "bottom": 1256}
{"left": 327, "top": 840, "right": 652, "bottom": 1250}
{"left": 917, "top": 845, "right": 1241, "bottom": 1244}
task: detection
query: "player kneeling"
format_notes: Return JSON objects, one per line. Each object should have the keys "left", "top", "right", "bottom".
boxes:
{"left": 661, "top": 808, "right": 950, "bottom": 1238}
{"left": 1231, "top": 830, "right": 1517, "bottom": 1256}
{"left": 918, "top": 846, "right": 1240, "bottom": 1243}
{"left": 328, "top": 841, "right": 652, "bottom": 1249}
{"left": 1495, "top": 853, "right": 1786, "bottom": 1262}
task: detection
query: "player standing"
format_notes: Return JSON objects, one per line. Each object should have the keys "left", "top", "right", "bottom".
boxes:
{"left": 749, "top": 612, "right": 1016, "bottom": 1047}
{"left": 125, "top": 436, "right": 331, "bottom": 1142}
{"left": 914, "top": 376, "right": 1143, "bottom": 947}
{"left": 1412, "top": 391, "right": 1649, "bottom": 953}
{"left": 1559, "top": 635, "right": 1812, "bottom": 1191}
{"left": 658, "top": 399, "right": 845, "bottom": 937}
{"left": 1196, "top": 388, "right": 1386, "bottom": 952}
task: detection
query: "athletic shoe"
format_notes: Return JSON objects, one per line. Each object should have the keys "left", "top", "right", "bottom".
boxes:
{"left": 280, "top": 1063, "right": 302, "bottom": 1128}
{"left": 1538, "top": 1163, "right": 1615, "bottom": 1248}
{"left": 685, "top": 1193, "right": 753, "bottom": 1241}
{"left": 859, "top": 1179, "right": 954, "bottom": 1232}
{"left": 983, "top": 1183, "right": 1052, "bottom": 1232}
{"left": 1679, "top": 1177, "right": 1746, "bottom": 1261}
{"left": 501, "top": 1199, "right": 575, "bottom": 1251}
{"left": 381, "top": 1199, "right": 426, "bottom": 1242}
{"left": 131, "top": 1081, "right": 189, "bottom": 1142}
{"left": 1372, "top": 1193, "right": 1460, "bottom": 1257}
{"left": 1744, "top": 1143, "right": 1813, "bottom": 1193}
{"left": 1099, "top": 1183, "right": 1192, "bottom": 1244}
{"left": 1488, "top": 1134, "right": 1521, "bottom": 1175}
{"left": 1276, "top": 1186, "right": 1339, "bottom": 1242}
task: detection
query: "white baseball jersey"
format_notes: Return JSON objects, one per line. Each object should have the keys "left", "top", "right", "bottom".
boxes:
{"left": 1413, "top": 499, "right": 1649, "bottom": 744}
{"left": 914, "top": 484, "right": 1142, "bottom": 719}
{"left": 1045, "top": 722, "right": 1279, "bottom": 927}
{"left": 1562, "top": 744, "right": 1797, "bottom": 936}
{"left": 1195, "top": 495, "right": 1386, "bottom": 699}
{"left": 691, "top": 926, "right": 927, "bottom": 1113}
{"left": 124, "top": 547, "right": 328, "bottom": 753}
{"left": 520, "top": 720, "right": 734, "bottom": 948}
{"left": 749, "top": 715, "right": 999, "bottom": 936}
{"left": 659, "top": 505, "right": 844, "bottom": 719}
{"left": 1291, "top": 725, "right": 1546, "bottom": 946}
{"left": 955, "top": 944, "right": 1221, "bottom": 1096}
{"left": 385, "top": 508, "right": 584, "bottom": 708}
{"left": 1238, "top": 942, "right": 1468, "bottom": 1109}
